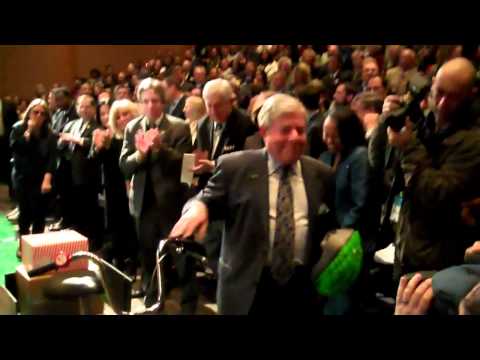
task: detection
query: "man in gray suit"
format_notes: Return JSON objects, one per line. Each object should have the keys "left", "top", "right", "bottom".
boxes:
{"left": 170, "top": 94, "right": 334, "bottom": 315}
{"left": 119, "top": 78, "right": 192, "bottom": 305}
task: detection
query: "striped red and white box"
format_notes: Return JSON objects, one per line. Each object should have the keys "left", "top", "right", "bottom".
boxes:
{"left": 21, "top": 230, "right": 89, "bottom": 273}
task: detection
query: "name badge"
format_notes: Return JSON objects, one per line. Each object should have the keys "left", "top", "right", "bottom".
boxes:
{"left": 98, "top": 192, "right": 106, "bottom": 208}
{"left": 223, "top": 144, "right": 236, "bottom": 153}
{"left": 390, "top": 192, "right": 403, "bottom": 224}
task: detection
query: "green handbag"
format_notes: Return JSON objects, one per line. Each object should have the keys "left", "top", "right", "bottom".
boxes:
{"left": 311, "top": 229, "right": 363, "bottom": 296}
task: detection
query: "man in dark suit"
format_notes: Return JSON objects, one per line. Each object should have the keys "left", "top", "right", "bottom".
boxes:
{"left": 119, "top": 78, "right": 192, "bottom": 306}
{"left": 48, "top": 87, "right": 78, "bottom": 229}
{"left": 352, "top": 57, "right": 380, "bottom": 93}
{"left": 191, "top": 78, "right": 258, "bottom": 303}
{"left": 49, "top": 87, "right": 78, "bottom": 135}
{"left": 58, "top": 94, "right": 102, "bottom": 250}
{"left": 170, "top": 94, "right": 334, "bottom": 315}
{"left": 0, "top": 98, "right": 19, "bottom": 198}
{"left": 321, "top": 53, "right": 353, "bottom": 97}
{"left": 297, "top": 81, "right": 328, "bottom": 159}
{"left": 195, "top": 78, "right": 258, "bottom": 189}
{"left": 165, "top": 76, "right": 187, "bottom": 120}
{"left": 182, "top": 65, "right": 208, "bottom": 94}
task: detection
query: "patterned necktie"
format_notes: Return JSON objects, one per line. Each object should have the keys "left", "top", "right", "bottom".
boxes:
{"left": 271, "top": 166, "right": 295, "bottom": 285}
{"left": 212, "top": 122, "right": 223, "bottom": 155}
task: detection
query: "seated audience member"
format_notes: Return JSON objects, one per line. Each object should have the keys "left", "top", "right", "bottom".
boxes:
{"left": 184, "top": 65, "right": 208, "bottom": 93}
{"left": 301, "top": 47, "right": 323, "bottom": 79}
{"left": 351, "top": 49, "right": 365, "bottom": 83}
{"left": 321, "top": 53, "right": 353, "bottom": 96}
{"left": 219, "top": 58, "right": 233, "bottom": 78}
{"left": 367, "top": 75, "right": 388, "bottom": 100}
{"left": 277, "top": 56, "right": 293, "bottom": 83}
{"left": 208, "top": 67, "right": 221, "bottom": 81}
{"left": 290, "top": 63, "right": 312, "bottom": 96}
{"left": 386, "top": 48, "right": 426, "bottom": 96}
{"left": 329, "top": 82, "right": 356, "bottom": 113}
{"left": 395, "top": 242, "right": 480, "bottom": 315}
{"left": 353, "top": 57, "right": 380, "bottom": 93}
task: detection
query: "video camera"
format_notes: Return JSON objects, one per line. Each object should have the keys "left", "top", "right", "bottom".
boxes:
{"left": 384, "top": 79, "right": 431, "bottom": 132}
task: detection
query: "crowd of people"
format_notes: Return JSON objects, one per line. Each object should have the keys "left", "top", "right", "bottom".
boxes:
{"left": 1, "top": 44, "right": 480, "bottom": 315}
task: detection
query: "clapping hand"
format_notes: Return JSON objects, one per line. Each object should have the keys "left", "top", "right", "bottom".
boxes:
{"left": 135, "top": 129, "right": 152, "bottom": 156}
{"left": 395, "top": 273, "right": 434, "bottom": 315}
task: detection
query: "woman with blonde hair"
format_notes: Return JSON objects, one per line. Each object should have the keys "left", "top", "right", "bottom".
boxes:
{"left": 90, "top": 98, "right": 139, "bottom": 274}
{"left": 10, "top": 98, "right": 57, "bottom": 240}
{"left": 108, "top": 99, "right": 139, "bottom": 139}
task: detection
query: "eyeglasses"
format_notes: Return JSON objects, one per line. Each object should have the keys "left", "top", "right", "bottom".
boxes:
{"left": 32, "top": 110, "right": 47, "bottom": 116}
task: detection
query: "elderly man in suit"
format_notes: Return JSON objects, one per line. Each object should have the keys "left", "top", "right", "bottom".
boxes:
{"left": 195, "top": 78, "right": 257, "bottom": 187}
{"left": 194, "top": 78, "right": 257, "bottom": 282}
{"left": 119, "top": 77, "right": 192, "bottom": 306}
{"left": 170, "top": 93, "right": 334, "bottom": 315}
{"left": 58, "top": 94, "right": 102, "bottom": 249}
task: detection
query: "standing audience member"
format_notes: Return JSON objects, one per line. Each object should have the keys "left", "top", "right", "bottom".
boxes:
{"left": 320, "top": 107, "right": 370, "bottom": 314}
{"left": 387, "top": 58, "right": 480, "bottom": 280}
{"left": 90, "top": 99, "right": 139, "bottom": 274}
{"left": 58, "top": 95, "right": 102, "bottom": 250}
{"left": 119, "top": 78, "right": 192, "bottom": 306}
{"left": 10, "top": 99, "right": 56, "bottom": 242}
{"left": 165, "top": 76, "right": 187, "bottom": 120}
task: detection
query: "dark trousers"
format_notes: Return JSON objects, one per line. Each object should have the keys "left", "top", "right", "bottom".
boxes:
{"left": 54, "top": 160, "right": 73, "bottom": 226}
{"left": 202, "top": 220, "right": 223, "bottom": 276}
{"left": 105, "top": 188, "right": 138, "bottom": 266}
{"left": 0, "top": 138, "right": 14, "bottom": 199}
{"left": 136, "top": 205, "right": 202, "bottom": 312}
{"left": 249, "top": 266, "right": 321, "bottom": 315}
{"left": 16, "top": 187, "right": 48, "bottom": 235}
{"left": 68, "top": 184, "right": 103, "bottom": 251}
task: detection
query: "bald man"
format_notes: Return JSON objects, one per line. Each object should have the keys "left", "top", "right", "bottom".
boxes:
{"left": 386, "top": 57, "right": 480, "bottom": 280}
{"left": 386, "top": 48, "right": 426, "bottom": 95}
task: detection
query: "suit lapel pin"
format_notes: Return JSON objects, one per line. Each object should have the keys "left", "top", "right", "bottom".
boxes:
{"left": 249, "top": 173, "right": 259, "bottom": 180}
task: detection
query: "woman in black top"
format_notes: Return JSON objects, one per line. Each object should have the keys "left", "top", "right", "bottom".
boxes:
{"left": 10, "top": 98, "right": 57, "bottom": 235}
{"left": 90, "top": 99, "right": 139, "bottom": 272}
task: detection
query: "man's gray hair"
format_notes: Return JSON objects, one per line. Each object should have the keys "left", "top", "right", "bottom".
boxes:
{"left": 257, "top": 93, "right": 307, "bottom": 129}
{"left": 136, "top": 77, "right": 165, "bottom": 103}
{"left": 202, "top": 78, "right": 233, "bottom": 102}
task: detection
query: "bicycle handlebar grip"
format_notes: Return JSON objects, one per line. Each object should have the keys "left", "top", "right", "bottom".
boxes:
{"left": 27, "top": 262, "right": 58, "bottom": 277}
